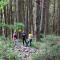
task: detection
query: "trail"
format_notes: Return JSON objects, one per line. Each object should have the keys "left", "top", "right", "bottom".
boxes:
{"left": 14, "top": 43, "right": 39, "bottom": 60}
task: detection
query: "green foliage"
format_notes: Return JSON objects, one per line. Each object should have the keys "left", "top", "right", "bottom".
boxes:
{"left": 41, "top": 34, "right": 60, "bottom": 42}
{"left": 0, "top": 23, "right": 10, "bottom": 28}
{"left": 6, "top": 48, "right": 20, "bottom": 60}
{"left": 14, "top": 22, "right": 24, "bottom": 31}
{"left": 0, "top": 0, "right": 9, "bottom": 10}
{"left": 32, "top": 43, "right": 60, "bottom": 60}
{"left": 32, "top": 35, "right": 60, "bottom": 60}
{"left": 31, "top": 40, "right": 41, "bottom": 49}
{"left": 0, "top": 35, "right": 6, "bottom": 41}
{"left": 0, "top": 36, "right": 21, "bottom": 60}
{"left": 0, "top": 22, "right": 25, "bottom": 31}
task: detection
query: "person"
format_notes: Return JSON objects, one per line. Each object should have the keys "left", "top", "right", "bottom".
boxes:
{"left": 13, "top": 32, "right": 18, "bottom": 46}
{"left": 21, "top": 31, "right": 26, "bottom": 46}
{"left": 28, "top": 33, "right": 33, "bottom": 46}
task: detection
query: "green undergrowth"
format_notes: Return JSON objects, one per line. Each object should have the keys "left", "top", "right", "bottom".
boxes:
{"left": 0, "top": 36, "right": 21, "bottom": 60}
{"left": 32, "top": 34, "right": 60, "bottom": 60}
{"left": 0, "top": 34, "right": 60, "bottom": 60}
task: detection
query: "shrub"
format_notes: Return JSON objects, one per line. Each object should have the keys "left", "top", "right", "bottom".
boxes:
{"left": 0, "top": 36, "right": 21, "bottom": 60}
{"left": 32, "top": 35, "right": 60, "bottom": 60}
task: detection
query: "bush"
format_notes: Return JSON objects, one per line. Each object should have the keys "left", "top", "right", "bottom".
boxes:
{"left": 31, "top": 40, "right": 41, "bottom": 49}
{"left": 32, "top": 35, "right": 60, "bottom": 60}
{"left": 0, "top": 36, "right": 21, "bottom": 60}
{"left": 32, "top": 45, "right": 60, "bottom": 60}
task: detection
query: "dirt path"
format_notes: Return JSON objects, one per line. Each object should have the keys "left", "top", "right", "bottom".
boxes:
{"left": 14, "top": 44, "right": 39, "bottom": 60}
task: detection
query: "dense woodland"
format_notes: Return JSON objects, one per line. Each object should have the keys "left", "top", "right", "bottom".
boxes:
{"left": 0, "top": 0, "right": 60, "bottom": 40}
{"left": 0, "top": 0, "right": 60, "bottom": 60}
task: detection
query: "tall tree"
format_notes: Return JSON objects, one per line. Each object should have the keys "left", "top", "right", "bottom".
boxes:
{"left": 36, "top": 0, "right": 41, "bottom": 41}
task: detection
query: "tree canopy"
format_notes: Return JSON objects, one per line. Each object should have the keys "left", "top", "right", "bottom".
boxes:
{"left": 0, "top": 0, "right": 9, "bottom": 10}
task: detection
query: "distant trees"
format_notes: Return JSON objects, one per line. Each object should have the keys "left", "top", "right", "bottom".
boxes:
{"left": 0, "top": 0, "right": 60, "bottom": 40}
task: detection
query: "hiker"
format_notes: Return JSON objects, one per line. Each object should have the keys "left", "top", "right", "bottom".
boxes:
{"left": 26, "top": 33, "right": 33, "bottom": 46}
{"left": 13, "top": 32, "right": 18, "bottom": 46}
{"left": 21, "top": 31, "right": 26, "bottom": 46}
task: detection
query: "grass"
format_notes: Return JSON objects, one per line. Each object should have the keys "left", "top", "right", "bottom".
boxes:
{"left": 0, "top": 34, "right": 60, "bottom": 60}
{"left": 0, "top": 36, "right": 21, "bottom": 60}
{"left": 32, "top": 34, "right": 60, "bottom": 60}
{"left": 31, "top": 40, "right": 41, "bottom": 49}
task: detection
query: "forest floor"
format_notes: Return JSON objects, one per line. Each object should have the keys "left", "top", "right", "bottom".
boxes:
{"left": 13, "top": 36, "right": 60, "bottom": 60}
{"left": 0, "top": 36, "right": 45, "bottom": 60}
{"left": 0, "top": 35, "right": 60, "bottom": 60}
{"left": 13, "top": 42, "right": 40, "bottom": 60}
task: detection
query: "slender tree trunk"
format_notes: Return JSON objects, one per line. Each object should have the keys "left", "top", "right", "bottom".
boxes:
{"left": 33, "top": 0, "right": 37, "bottom": 39}
{"left": 36, "top": 0, "right": 41, "bottom": 41}
{"left": 44, "top": 0, "right": 49, "bottom": 35}
{"left": 0, "top": 10, "right": 3, "bottom": 35}
{"left": 57, "top": 0, "right": 60, "bottom": 35}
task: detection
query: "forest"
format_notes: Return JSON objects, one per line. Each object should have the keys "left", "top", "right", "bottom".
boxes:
{"left": 0, "top": 0, "right": 60, "bottom": 60}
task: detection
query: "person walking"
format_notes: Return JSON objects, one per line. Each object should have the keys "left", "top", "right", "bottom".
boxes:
{"left": 13, "top": 32, "right": 18, "bottom": 46}
{"left": 21, "top": 31, "right": 26, "bottom": 46}
{"left": 28, "top": 33, "right": 33, "bottom": 46}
